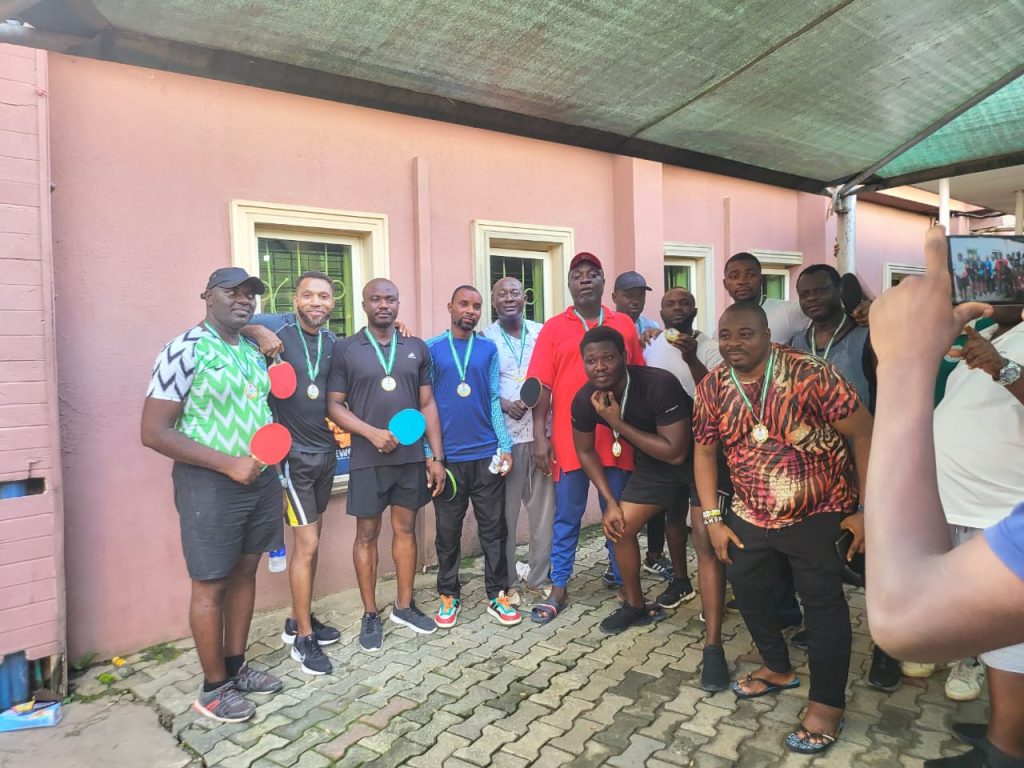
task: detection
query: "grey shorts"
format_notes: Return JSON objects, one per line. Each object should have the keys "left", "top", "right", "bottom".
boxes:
{"left": 347, "top": 462, "right": 430, "bottom": 518}
{"left": 172, "top": 462, "right": 284, "bottom": 581}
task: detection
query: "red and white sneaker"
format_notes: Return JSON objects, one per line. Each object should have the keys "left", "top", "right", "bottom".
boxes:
{"left": 487, "top": 591, "right": 522, "bottom": 626}
{"left": 435, "top": 595, "right": 461, "bottom": 628}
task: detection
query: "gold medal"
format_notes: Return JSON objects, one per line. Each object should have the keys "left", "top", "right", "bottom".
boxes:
{"left": 244, "top": 382, "right": 258, "bottom": 400}
{"left": 752, "top": 424, "right": 769, "bottom": 444}
{"left": 457, "top": 382, "right": 472, "bottom": 398}
{"left": 306, "top": 383, "right": 320, "bottom": 400}
{"left": 611, "top": 440, "right": 622, "bottom": 458}
{"left": 381, "top": 376, "right": 397, "bottom": 391}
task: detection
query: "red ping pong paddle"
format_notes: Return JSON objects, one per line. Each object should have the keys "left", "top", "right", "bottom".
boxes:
{"left": 268, "top": 354, "right": 297, "bottom": 399}
{"left": 250, "top": 423, "right": 292, "bottom": 465}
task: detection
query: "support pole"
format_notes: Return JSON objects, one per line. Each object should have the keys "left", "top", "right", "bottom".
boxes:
{"left": 938, "top": 178, "right": 950, "bottom": 232}
{"left": 835, "top": 194, "right": 857, "bottom": 274}
{"left": 1015, "top": 189, "right": 1023, "bottom": 236}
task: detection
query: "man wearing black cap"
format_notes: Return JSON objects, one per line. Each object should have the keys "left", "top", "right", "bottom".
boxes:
{"left": 612, "top": 271, "right": 661, "bottom": 340}
{"left": 142, "top": 267, "right": 284, "bottom": 724}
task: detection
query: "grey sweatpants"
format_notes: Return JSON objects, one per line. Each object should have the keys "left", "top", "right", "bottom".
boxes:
{"left": 504, "top": 441, "right": 556, "bottom": 590}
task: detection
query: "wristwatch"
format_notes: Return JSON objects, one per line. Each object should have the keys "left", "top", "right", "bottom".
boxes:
{"left": 998, "top": 359, "right": 1022, "bottom": 387}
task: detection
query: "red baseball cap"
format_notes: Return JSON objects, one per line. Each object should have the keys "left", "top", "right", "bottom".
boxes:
{"left": 569, "top": 252, "right": 603, "bottom": 271}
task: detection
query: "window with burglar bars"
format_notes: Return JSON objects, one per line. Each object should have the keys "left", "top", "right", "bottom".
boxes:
{"left": 664, "top": 263, "right": 693, "bottom": 291}
{"left": 489, "top": 252, "right": 546, "bottom": 323}
{"left": 257, "top": 237, "right": 355, "bottom": 337}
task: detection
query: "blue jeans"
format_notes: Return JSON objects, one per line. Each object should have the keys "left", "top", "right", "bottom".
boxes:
{"left": 551, "top": 467, "right": 630, "bottom": 588}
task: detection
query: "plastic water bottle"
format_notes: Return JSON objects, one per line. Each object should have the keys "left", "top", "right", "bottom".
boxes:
{"left": 268, "top": 546, "right": 287, "bottom": 573}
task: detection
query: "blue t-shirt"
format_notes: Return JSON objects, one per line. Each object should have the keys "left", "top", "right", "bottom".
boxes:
{"left": 986, "top": 502, "right": 1024, "bottom": 581}
{"left": 425, "top": 332, "right": 511, "bottom": 463}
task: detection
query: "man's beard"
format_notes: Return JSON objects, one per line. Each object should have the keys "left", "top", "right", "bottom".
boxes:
{"left": 297, "top": 307, "right": 328, "bottom": 329}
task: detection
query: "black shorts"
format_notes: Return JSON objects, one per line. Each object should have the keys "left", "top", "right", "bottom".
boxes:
{"left": 347, "top": 462, "right": 430, "bottom": 518}
{"left": 621, "top": 468, "right": 690, "bottom": 511}
{"left": 284, "top": 450, "right": 336, "bottom": 527}
{"left": 172, "top": 462, "right": 284, "bottom": 581}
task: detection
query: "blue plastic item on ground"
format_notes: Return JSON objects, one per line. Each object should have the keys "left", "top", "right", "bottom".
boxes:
{"left": 0, "top": 653, "right": 29, "bottom": 710}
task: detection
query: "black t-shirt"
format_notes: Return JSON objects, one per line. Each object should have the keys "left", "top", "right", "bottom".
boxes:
{"left": 571, "top": 365, "right": 692, "bottom": 475}
{"left": 252, "top": 313, "right": 336, "bottom": 454}
{"left": 327, "top": 327, "right": 431, "bottom": 470}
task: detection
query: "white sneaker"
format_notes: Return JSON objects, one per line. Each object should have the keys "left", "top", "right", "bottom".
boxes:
{"left": 945, "top": 658, "right": 985, "bottom": 702}
{"left": 515, "top": 561, "right": 531, "bottom": 580}
{"left": 901, "top": 661, "right": 938, "bottom": 678}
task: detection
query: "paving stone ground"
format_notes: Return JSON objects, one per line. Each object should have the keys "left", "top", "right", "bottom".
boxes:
{"left": 78, "top": 530, "right": 989, "bottom": 767}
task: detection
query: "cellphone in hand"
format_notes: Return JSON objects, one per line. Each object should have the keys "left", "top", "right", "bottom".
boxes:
{"left": 835, "top": 529, "right": 865, "bottom": 588}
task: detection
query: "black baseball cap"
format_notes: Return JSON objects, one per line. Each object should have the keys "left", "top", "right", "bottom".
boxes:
{"left": 613, "top": 271, "right": 652, "bottom": 292}
{"left": 205, "top": 267, "right": 266, "bottom": 294}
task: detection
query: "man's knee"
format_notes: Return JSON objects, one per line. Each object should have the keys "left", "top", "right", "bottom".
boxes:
{"left": 292, "top": 526, "right": 321, "bottom": 558}
{"left": 355, "top": 518, "right": 382, "bottom": 546}
{"left": 192, "top": 577, "right": 228, "bottom": 606}
{"left": 391, "top": 507, "right": 417, "bottom": 537}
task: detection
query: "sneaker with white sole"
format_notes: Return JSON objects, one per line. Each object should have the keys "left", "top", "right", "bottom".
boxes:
{"left": 359, "top": 612, "right": 384, "bottom": 653}
{"left": 435, "top": 595, "right": 461, "bottom": 628}
{"left": 193, "top": 681, "right": 255, "bottom": 723}
{"left": 506, "top": 589, "right": 522, "bottom": 606}
{"left": 487, "top": 592, "right": 522, "bottom": 625}
{"left": 901, "top": 661, "right": 938, "bottom": 678}
{"left": 232, "top": 664, "right": 283, "bottom": 695}
{"left": 945, "top": 658, "right": 985, "bottom": 702}
{"left": 390, "top": 600, "right": 437, "bottom": 634}
{"left": 281, "top": 614, "right": 341, "bottom": 646}
{"left": 291, "top": 633, "right": 332, "bottom": 676}
{"left": 642, "top": 555, "right": 675, "bottom": 582}
{"left": 656, "top": 577, "right": 696, "bottom": 608}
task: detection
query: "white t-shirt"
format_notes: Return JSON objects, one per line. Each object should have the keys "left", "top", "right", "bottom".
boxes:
{"left": 482, "top": 319, "right": 545, "bottom": 445}
{"left": 761, "top": 298, "right": 809, "bottom": 344}
{"left": 643, "top": 330, "right": 724, "bottom": 397}
{"left": 934, "top": 323, "right": 1024, "bottom": 528}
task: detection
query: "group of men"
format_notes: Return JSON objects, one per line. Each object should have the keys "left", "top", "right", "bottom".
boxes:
{"left": 140, "top": 244, "right": 1023, "bottom": 766}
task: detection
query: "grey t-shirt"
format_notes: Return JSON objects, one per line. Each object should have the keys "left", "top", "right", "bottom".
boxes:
{"left": 251, "top": 313, "right": 336, "bottom": 453}
{"left": 327, "top": 328, "right": 431, "bottom": 470}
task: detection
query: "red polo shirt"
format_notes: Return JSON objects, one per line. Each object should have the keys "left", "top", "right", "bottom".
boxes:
{"left": 527, "top": 305, "right": 645, "bottom": 479}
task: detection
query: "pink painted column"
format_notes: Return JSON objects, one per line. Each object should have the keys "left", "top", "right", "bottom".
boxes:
{"left": 0, "top": 47, "right": 65, "bottom": 662}
{"left": 612, "top": 156, "right": 665, "bottom": 294}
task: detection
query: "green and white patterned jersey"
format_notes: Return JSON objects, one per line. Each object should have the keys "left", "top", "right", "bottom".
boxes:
{"left": 147, "top": 324, "right": 272, "bottom": 456}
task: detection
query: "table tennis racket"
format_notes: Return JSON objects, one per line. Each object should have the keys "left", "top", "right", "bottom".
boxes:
{"left": 519, "top": 377, "right": 543, "bottom": 408}
{"left": 250, "top": 423, "right": 292, "bottom": 465}
{"left": 388, "top": 408, "right": 426, "bottom": 446}
{"left": 268, "top": 354, "right": 297, "bottom": 399}
{"left": 840, "top": 273, "right": 872, "bottom": 316}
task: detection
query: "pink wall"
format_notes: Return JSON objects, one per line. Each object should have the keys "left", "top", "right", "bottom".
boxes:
{"left": 42, "top": 55, "right": 932, "bottom": 657}
{"left": 0, "top": 45, "right": 64, "bottom": 661}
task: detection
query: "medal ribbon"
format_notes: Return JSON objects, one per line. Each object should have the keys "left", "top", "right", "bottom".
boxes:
{"left": 612, "top": 369, "right": 631, "bottom": 446}
{"left": 301, "top": 328, "right": 324, "bottom": 382}
{"left": 807, "top": 318, "right": 846, "bottom": 361}
{"left": 499, "top": 324, "right": 527, "bottom": 369}
{"left": 364, "top": 327, "right": 397, "bottom": 377}
{"left": 572, "top": 307, "right": 604, "bottom": 331}
{"left": 728, "top": 347, "right": 776, "bottom": 431}
{"left": 204, "top": 322, "right": 253, "bottom": 380}
{"left": 447, "top": 330, "right": 475, "bottom": 384}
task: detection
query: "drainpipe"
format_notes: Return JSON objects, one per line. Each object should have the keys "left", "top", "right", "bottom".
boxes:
{"left": 834, "top": 193, "right": 857, "bottom": 275}
{"left": 1015, "top": 189, "right": 1023, "bottom": 236}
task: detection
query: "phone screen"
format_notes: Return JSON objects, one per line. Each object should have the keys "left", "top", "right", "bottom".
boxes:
{"left": 947, "top": 235, "right": 1024, "bottom": 305}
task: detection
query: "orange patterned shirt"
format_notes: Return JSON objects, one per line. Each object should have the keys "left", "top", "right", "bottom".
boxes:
{"left": 693, "top": 345, "right": 860, "bottom": 529}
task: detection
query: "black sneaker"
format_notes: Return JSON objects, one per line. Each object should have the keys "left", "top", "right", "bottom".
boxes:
{"left": 291, "top": 633, "right": 333, "bottom": 676}
{"left": 599, "top": 604, "right": 650, "bottom": 634}
{"left": 389, "top": 600, "right": 437, "bottom": 634}
{"left": 951, "top": 723, "right": 988, "bottom": 748}
{"left": 281, "top": 614, "right": 341, "bottom": 647}
{"left": 725, "top": 596, "right": 738, "bottom": 610}
{"left": 656, "top": 577, "right": 696, "bottom": 608}
{"left": 359, "top": 612, "right": 384, "bottom": 653}
{"left": 232, "top": 664, "right": 283, "bottom": 695}
{"left": 867, "top": 646, "right": 901, "bottom": 692}
{"left": 602, "top": 565, "right": 622, "bottom": 588}
{"left": 700, "top": 645, "right": 730, "bottom": 692}
{"left": 922, "top": 746, "right": 989, "bottom": 767}
{"left": 791, "top": 629, "right": 808, "bottom": 650}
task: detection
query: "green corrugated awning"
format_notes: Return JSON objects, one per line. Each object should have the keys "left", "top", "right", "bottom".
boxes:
{"left": 6, "top": 0, "right": 1024, "bottom": 201}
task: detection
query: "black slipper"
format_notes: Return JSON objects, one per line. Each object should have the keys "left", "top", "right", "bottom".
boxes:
{"left": 731, "top": 672, "right": 800, "bottom": 699}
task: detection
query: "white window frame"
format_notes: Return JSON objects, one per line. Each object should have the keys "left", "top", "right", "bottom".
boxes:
{"left": 230, "top": 201, "right": 390, "bottom": 496}
{"left": 230, "top": 200, "right": 389, "bottom": 330}
{"left": 752, "top": 249, "right": 803, "bottom": 301}
{"left": 884, "top": 262, "right": 925, "bottom": 288}
{"left": 664, "top": 242, "right": 715, "bottom": 332}
{"left": 473, "top": 220, "right": 574, "bottom": 318}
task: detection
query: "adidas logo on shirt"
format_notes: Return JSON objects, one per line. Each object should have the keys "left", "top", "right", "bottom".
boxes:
{"left": 408, "top": 352, "right": 417, "bottom": 359}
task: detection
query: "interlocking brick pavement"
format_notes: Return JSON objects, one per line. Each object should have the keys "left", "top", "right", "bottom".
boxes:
{"left": 96, "top": 531, "right": 988, "bottom": 766}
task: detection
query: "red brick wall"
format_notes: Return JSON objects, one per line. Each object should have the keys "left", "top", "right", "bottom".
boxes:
{"left": 0, "top": 45, "right": 64, "bottom": 661}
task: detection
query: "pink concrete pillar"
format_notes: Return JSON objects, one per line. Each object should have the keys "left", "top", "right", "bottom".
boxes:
{"left": 612, "top": 156, "right": 665, "bottom": 293}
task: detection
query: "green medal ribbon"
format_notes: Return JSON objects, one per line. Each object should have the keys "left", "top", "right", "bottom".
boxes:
{"left": 204, "top": 321, "right": 253, "bottom": 380}
{"left": 728, "top": 347, "right": 776, "bottom": 436}
{"left": 499, "top": 324, "right": 527, "bottom": 369}
{"left": 363, "top": 327, "right": 398, "bottom": 376}
{"left": 611, "top": 368, "right": 631, "bottom": 450}
{"left": 572, "top": 307, "right": 604, "bottom": 331}
{"left": 807, "top": 318, "right": 846, "bottom": 361}
{"left": 301, "top": 328, "right": 324, "bottom": 382}
{"left": 447, "top": 330, "right": 475, "bottom": 384}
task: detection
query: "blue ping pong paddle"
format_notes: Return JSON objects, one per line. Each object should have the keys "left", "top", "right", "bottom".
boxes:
{"left": 388, "top": 408, "right": 426, "bottom": 446}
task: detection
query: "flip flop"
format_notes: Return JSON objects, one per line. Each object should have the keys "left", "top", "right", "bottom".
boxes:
{"left": 786, "top": 720, "right": 844, "bottom": 754}
{"left": 530, "top": 598, "right": 568, "bottom": 624}
{"left": 731, "top": 672, "right": 801, "bottom": 699}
